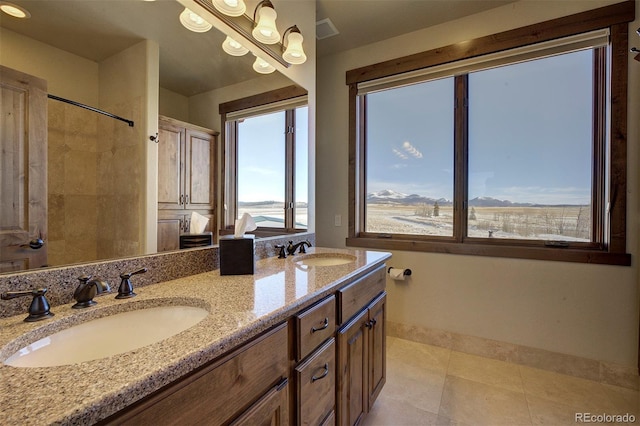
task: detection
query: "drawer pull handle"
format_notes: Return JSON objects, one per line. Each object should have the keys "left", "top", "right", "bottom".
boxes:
{"left": 311, "top": 317, "right": 329, "bottom": 333}
{"left": 312, "top": 363, "right": 330, "bottom": 382}
{"left": 365, "top": 318, "right": 377, "bottom": 329}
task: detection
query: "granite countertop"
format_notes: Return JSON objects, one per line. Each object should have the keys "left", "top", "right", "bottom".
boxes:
{"left": 0, "top": 247, "right": 390, "bottom": 425}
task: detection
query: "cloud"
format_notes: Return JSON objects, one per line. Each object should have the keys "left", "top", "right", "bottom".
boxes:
{"left": 392, "top": 148, "right": 408, "bottom": 160}
{"left": 402, "top": 141, "right": 423, "bottom": 158}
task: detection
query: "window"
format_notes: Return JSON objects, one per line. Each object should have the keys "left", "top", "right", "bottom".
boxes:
{"left": 347, "top": 2, "right": 633, "bottom": 265}
{"left": 220, "top": 86, "right": 308, "bottom": 235}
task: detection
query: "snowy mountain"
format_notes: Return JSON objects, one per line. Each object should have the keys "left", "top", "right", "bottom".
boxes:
{"left": 367, "top": 190, "right": 452, "bottom": 206}
{"left": 367, "top": 191, "right": 541, "bottom": 207}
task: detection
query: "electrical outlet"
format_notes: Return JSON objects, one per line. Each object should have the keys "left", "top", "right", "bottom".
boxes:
{"left": 334, "top": 214, "right": 342, "bottom": 227}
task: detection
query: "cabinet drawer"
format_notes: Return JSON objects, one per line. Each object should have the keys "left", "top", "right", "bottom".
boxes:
{"left": 295, "top": 295, "right": 336, "bottom": 361}
{"left": 296, "top": 338, "right": 336, "bottom": 426}
{"left": 337, "top": 266, "right": 385, "bottom": 324}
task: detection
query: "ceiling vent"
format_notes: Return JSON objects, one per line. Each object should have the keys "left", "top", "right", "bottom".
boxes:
{"left": 316, "top": 18, "right": 339, "bottom": 40}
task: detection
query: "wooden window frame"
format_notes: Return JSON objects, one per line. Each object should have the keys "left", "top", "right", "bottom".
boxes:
{"left": 219, "top": 85, "right": 308, "bottom": 237}
{"left": 346, "top": 1, "right": 634, "bottom": 265}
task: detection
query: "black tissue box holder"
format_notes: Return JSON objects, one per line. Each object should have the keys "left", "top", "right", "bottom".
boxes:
{"left": 219, "top": 235, "right": 255, "bottom": 275}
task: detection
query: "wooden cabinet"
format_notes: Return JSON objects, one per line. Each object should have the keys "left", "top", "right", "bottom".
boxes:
{"left": 336, "top": 265, "right": 387, "bottom": 426}
{"left": 99, "top": 263, "right": 388, "bottom": 426}
{"left": 157, "top": 116, "right": 217, "bottom": 251}
{"left": 101, "top": 323, "right": 289, "bottom": 425}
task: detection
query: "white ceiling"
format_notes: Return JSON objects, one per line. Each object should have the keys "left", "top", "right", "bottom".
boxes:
{"left": 0, "top": 0, "right": 517, "bottom": 96}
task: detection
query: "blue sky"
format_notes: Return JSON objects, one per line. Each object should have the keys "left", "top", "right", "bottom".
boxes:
{"left": 366, "top": 49, "right": 594, "bottom": 205}
{"left": 237, "top": 107, "right": 308, "bottom": 203}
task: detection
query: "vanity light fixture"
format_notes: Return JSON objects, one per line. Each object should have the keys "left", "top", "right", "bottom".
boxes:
{"left": 282, "top": 25, "right": 306, "bottom": 65}
{"left": 222, "top": 35, "right": 249, "bottom": 56}
{"left": 179, "top": 7, "right": 212, "bottom": 33}
{"left": 0, "top": 1, "right": 30, "bottom": 18}
{"left": 252, "top": 0, "right": 280, "bottom": 45}
{"left": 252, "top": 55, "right": 276, "bottom": 74}
{"left": 212, "top": 0, "right": 246, "bottom": 17}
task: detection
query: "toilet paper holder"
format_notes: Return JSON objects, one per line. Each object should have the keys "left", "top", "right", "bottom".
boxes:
{"left": 388, "top": 267, "right": 411, "bottom": 276}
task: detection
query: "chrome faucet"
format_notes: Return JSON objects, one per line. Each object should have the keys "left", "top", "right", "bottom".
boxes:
{"left": 286, "top": 240, "right": 312, "bottom": 255}
{"left": 72, "top": 275, "right": 111, "bottom": 309}
{"left": 1, "top": 288, "right": 54, "bottom": 322}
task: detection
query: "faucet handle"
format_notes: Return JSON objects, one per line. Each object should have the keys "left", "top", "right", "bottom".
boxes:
{"left": 275, "top": 244, "right": 287, "bottom": 258}
{"left": 1, "top": 288, "right": 54, "bottom": 322}
{"left": 116, "top": 268, "right": 147, "bottom": 299}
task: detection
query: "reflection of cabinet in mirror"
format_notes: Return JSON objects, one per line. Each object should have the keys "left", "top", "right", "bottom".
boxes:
{"left": 0, "top": 66, "right": 48, "bottom": 272}
{"left": 157, "top": 116, "right": 217, "bottom": 252}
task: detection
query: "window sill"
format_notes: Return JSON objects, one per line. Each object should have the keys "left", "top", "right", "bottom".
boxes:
{"left": 346, "top": 236, "right": 631, "bottom": 266}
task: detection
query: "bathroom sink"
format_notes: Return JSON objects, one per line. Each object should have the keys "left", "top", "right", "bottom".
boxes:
{"left": 4, "top": 305, "right": 208, "bottom": 368}
{"left": 295, "top": 253, "right": 357, "bottom": 267}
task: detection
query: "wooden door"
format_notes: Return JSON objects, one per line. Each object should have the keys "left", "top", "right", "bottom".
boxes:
{"left": 0, "top": 65, "right": 48, "bottom": 272}
{"left": 156, "top": 212, "right": 185, "bottom": 252}
{"left": 157, "top": 120, "right": 185, "bottom": 210}
{"left": 185, "top": 129, "right": 214, "bottom": 210}
{"left": 367, "top": 293, "right": 386, "bottom": 410}
{"left": 337, "top": 309, "right": 368, "bottom": 426}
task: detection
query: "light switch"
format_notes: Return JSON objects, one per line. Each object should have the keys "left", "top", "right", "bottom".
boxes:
{"left": 334, "top": 214, "right": 342, "bottom": 227}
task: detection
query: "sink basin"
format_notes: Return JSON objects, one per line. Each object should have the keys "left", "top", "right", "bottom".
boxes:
{"left": 296, "top": 253, "right": 357, "bottom": 267}
{"left": 4, "top": 305, "right": 208, "bottom": 368}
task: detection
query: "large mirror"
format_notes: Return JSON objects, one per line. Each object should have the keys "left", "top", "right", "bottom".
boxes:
{"left": 0, "top": 0, "right": 295, "bottom": 273}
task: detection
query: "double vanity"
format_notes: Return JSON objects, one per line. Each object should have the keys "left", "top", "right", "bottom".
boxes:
{"left": 0, "top": 247, "right": 390, "bottom": 425}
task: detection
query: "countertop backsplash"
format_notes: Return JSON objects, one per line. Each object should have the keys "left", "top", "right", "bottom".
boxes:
{"left": 0, "top": 233, "right": 315, "bottom": 319}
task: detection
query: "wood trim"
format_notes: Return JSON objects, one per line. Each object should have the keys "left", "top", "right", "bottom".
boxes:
{"left": 592, "top": 47, "right": 607, "bottom": 247}
{"left": 346, "top": 236, "right": 631, "bottom": 266}
{"left": 453, "top": 75, "right": 468, "bottom": 242}
{"left": 285, "top": 110, "right": 295, "bottom": 230}
{"left": 347, "top": 84, "right": 358, "bottom": 238}
{"left": 219, "top": 85, "right": 307, "bottom": 115}
{"left": 608, "top": 22, "right": 628, "bottom": 254}
{"left": 346, "top": 1, "right": 635, "bottom": 85}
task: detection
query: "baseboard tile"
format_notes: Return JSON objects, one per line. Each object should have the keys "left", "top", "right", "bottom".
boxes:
{"left": 387, "top": 321, "right": 639, "bottom": 391}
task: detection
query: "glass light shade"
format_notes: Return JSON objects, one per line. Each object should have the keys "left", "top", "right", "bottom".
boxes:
{"left": 222, "top": 36, "right": 249, "bottom": 56}
{"left": 252, "top": 56, "right": 275, "bottom": 74}
{"left": 179, "top": 7, "right": 212, "bottom": 33}
{"left": 252, "top": 6, "right": 280, "bottom": 44}
{"left": 212, "top": 0, "right": 246, "bottom": 17}
{"left": 0, "top": 2, "right": 30, "bottom": 18}
{"left": 283, "top": 31, "right": 306, "bottom": 65}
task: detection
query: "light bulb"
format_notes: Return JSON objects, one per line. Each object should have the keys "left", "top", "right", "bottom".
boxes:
{"left": 252, "top": 56, "right": 275, "bottom": 74}
{"left": 0, "top": 2, "right": 30, "bottom": 18}
{"left": 222, "top": 36, "right": 249, "bottom": 56}
{"left": 252, "top": 6, "right": 280, "bottom": 44}
{"left": 179, "top": 7, "right": 212, "bottom": 33}
{"left": 283, "top": 31, "right": 307, "bottom": 65}
{"left": 212, "top": 0, "right": 246, "bottom": 17}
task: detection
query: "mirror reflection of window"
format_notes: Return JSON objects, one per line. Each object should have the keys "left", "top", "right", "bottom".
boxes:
{"left": 237, "top": 111, "right": 287, "bottom": 228}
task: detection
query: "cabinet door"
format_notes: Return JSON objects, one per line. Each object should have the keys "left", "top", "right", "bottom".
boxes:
{"left": 158, "top": 123, "right": 185, "bottom": 210}
{"left": 337, "top": 309, "right": 368, "bottom": 426}
{"left": 185, "top": 129, "right": 214, "bottom": 210}
{"left": 157, "top": 213, "right": 186, "bottom": 252}
{"left": 367, "top": 293, "right": 386, "bottom": 410}
{"left": 230, "top": 378, "right": 289, "bottom": 426}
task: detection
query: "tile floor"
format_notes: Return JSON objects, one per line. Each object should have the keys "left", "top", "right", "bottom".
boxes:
{"left": 363, "top": 337, "right": 639, "bottom": 425}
